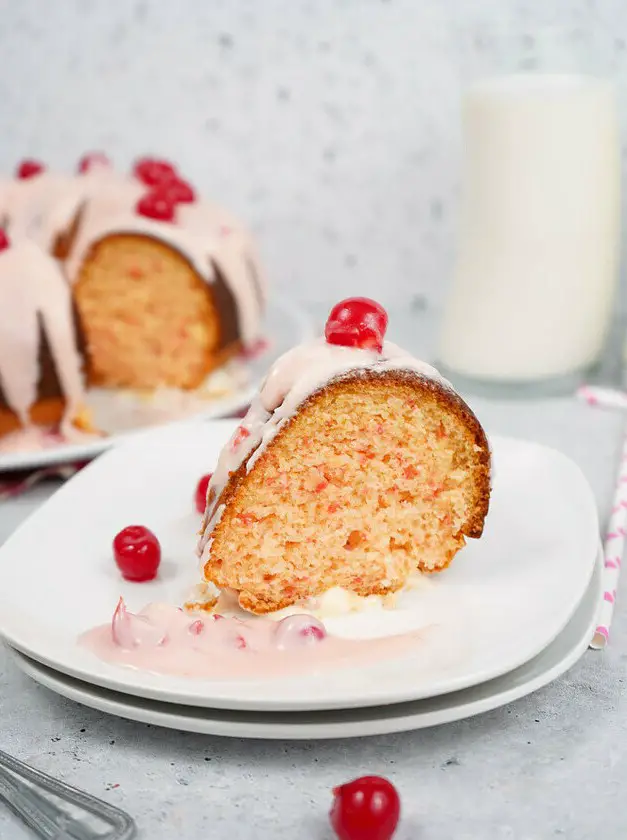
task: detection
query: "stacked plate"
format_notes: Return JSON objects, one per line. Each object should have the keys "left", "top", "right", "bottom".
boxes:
{"left": 0, "top": 422, "right": 602, "bottom": 740}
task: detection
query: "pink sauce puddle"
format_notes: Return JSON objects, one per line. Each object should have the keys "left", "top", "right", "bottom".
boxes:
{"left": 79, "top": 600, "right": 427, "bottom": 681}
{"left": 0, "top": 425, "right": 102, "bottom": 454}
{"left": 0, "top": 427, "right": 65, "bottom": 454}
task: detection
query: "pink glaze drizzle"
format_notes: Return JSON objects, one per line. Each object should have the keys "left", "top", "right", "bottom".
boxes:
{"left": 61, "top": 178, "right": 264, "bottom": 346}
{"left": 0, "top": 237, "right": 85, "bottom": 428}
{"left": 80, "top": 600, "right": 427, "bottom": 681}
{"left": 0, "top": 166, "right": 266, "bottom": 349}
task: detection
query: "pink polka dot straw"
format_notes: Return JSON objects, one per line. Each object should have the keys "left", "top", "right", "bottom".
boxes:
{"left": 577, "top": 385, "right": 627, "bottom": 649}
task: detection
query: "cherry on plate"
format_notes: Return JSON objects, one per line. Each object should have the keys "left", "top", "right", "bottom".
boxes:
{"left": 274, "top": 615, "right": 327, "bottom": 650}
{"left": 195, "top": 473, "right": 213, "bottom": 514}
{"left": 325, "top": 298, "right": 388, "bottom": 353}
{"left": 113, "top": 526, "right": 161, "bottom": 582}
{"left": 330, "top": 775, "right": 400, "bottom": 840}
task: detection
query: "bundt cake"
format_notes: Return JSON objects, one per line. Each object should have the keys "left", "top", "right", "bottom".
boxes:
{"left": 197, "top": 297, "right": 491, "bottom": 615}
{"left": 0, "top": 153, "right": 267, "bottom": 447}
{"left": 64, "top": 184, "right": 263, "bottom": 390}
{"left": 0, "top": 231, "right": 91, "bottom": 443}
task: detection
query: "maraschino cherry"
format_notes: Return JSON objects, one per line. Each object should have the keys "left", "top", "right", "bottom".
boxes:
{"left": 195, "top": 473, "right": 213, "bottom": 514}
{"left": 325, "top": 298, "right": 388, "bottom": 353}
{"left": 330, "top": 776, "right": 400, "bottom": 840}
{"left": 0, "top": 229, "right": 10, "bottom": 252}
{"left": 16, "top": 159, "right": 45, "bottom": 179}
{"left": 113, "top": 526, "right": 161, "bottom": 582}
{"left": 161, "top": 178, "right": 196, "bottom": 204}
{"left": 78, "top": 151, "right": 111, "bottom": 173}
{"left": 136, "top": 191, "right": 176, "bottom": 223}
{"left": 134, "top": 157, "right": 178, "bottom": 186}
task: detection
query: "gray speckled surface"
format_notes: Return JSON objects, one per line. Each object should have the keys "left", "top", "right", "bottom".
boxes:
{"left": 1, "top": 0, "right": 627, "bottom": 307}
{"left": 1, "top": 4, "right": 627, "bottom": 832}
{"left": 0, "top": 304, "right": 626, "bottom": 839}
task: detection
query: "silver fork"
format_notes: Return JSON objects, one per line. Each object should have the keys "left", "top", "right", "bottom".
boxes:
{"left": 0, "top": 749, "right": 136, "bottom": 839}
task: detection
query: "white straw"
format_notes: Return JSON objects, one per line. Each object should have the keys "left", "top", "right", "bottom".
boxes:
{"left": 577, "top": 384, "right": 627, "bottom": 648}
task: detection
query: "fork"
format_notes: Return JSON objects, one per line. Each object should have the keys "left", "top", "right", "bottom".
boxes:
{"left": 0, "top": 749, "right": 136, "bottom": 839}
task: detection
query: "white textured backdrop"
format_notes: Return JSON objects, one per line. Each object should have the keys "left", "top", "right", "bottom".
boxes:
{"left": 0, "top": 0, "right": 626, "bottom": 309}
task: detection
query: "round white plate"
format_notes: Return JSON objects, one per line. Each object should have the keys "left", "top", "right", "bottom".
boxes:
{"left": 0, "top": 421, "right": 599, "bottom": 711}
{"left": 0, "top": 298, "right": 312, "bottom": 473}
{"left": 6, "top": 553, "right": 601, "bottom": 739}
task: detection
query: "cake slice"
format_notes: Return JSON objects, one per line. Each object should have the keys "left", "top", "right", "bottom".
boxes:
{"left": 197, "top": 298, "right": 491, "bottom": 614}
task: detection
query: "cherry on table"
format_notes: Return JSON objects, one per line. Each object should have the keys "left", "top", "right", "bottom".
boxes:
{"left": 195, "top": 473, "right": 213, "bottom": 514}
{"left": 330, "top": 775, "right": 400, "bottom": 840}
{"left": 325, "top": 298, "right": 388, "bottom": 353}
{"left": 0, "top": 228, "right": 10, "bottom": 252}
{"left": 113, "top": 526, "right": 161, "bottom": 582}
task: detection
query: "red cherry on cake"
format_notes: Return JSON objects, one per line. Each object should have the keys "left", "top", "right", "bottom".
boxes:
{"left": 195, "top": 472, "right": 213, "bottom": 514}
{"left": 78, "top": 151, "right": 111, "bottom": 173}
{"left": 160, "top": 178, "right": 196, "bottom": 204}
{"left": 330, "top": 776, "right": 400, "bottom": 840}
{"left": 0, "top": 228, "right": 10, "bottom": 252}
{"left": 136, "top": 191, "right": 176, "bottom": 223}
{"left": 325, "top": 298, "right": 388, "bottom": 353}
{"left": 16, "top": 159, "right": 45, "bottom": 179}
{"left": 113, "top": 525, "right": 161, "bottom": 582}
{"left": 134, "top": 157, "right": 178, "bottom": 186}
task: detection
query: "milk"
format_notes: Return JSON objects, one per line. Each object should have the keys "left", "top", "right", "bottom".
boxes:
{"left": 439, "top": 75, "right": 621, "bottom": 386}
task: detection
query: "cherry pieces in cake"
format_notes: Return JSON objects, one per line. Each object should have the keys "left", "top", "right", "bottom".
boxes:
{"left": 113, "top": 525, "right": 161, "bottom": 582}
{"left": 330, "top": 776, "right": 401, "bottom": 840}
{"left": 325, "top": 298, "right": 389, "bottom": 353}
{"left": 134, "top": 157, "right": 178, "bottom": 186}
{"left": 78, "top": 152, "right": 111, "bottom": 173}
{"left": 195, "top": 473, "right": 213, "bottom": 514}
{"left": 0, "top": 229, "right": 10, "bottom": 252}
{"left": 136, "top": 191, "right": 177, "bottom": 223}
{"left": 231, "top": 425, "right": 251, "bottom": 451}
{"left": 16, "top": 159, "right": 45, "bottom": 179}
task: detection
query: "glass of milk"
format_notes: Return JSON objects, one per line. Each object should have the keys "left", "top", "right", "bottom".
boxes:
{"left": 438, "top": 74, "right": 621, "bottom": 395}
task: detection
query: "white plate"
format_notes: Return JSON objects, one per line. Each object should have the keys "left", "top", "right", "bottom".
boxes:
{"left": 5, "top": 552, "right": 602, "bottom": 739}
{"left": 0, "top": 420, "right": 599, "bottom": 711}
{"left": 0, "top": 299, "right": 312, "bottom": 473}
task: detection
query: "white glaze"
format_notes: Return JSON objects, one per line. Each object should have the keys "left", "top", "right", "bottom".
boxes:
{"left": 197, "top": 337, "right": 450, "bottom": 564}
{"left": 0, "top": 237, "right": 85, "bottom": 426}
